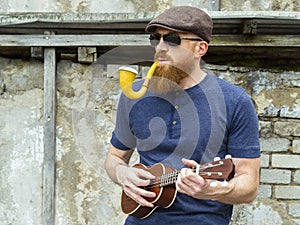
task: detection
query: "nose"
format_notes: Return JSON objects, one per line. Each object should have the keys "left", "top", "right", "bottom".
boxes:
{"left": 155, "top": 37, "right": 169, "bottom": 52}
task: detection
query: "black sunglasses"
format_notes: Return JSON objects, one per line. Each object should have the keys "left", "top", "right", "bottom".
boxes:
{"left": 149, "top": 33, "right": 203, "bottom": 47}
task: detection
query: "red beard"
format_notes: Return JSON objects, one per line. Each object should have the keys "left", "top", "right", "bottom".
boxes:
{"left": 149, "top": 53, "right": 189, "bottom": 94}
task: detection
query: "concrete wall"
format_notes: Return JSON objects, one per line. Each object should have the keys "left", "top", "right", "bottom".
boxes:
{"left": 0, "top": 0, "right": 299, "bottom": 225}
{"left": 0, "top": 59, "right": 125, "bottom": 225}
{"left": 0, "top": 0, "right": 299, "bottom": 13}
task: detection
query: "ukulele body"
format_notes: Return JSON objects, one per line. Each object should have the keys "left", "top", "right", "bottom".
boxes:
{"left": 121, "top": 163, "right": 177, "bottom": 219}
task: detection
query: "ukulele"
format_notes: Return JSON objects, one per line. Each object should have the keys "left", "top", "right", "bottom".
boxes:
{"left": 121, "top": 157, "right": 235, "bottom": 219}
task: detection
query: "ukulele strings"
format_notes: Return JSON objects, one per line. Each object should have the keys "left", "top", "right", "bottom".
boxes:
{"left": 144, "top": 170, "right": 179, "bottom": 189}
{"left": 145, "top": 162, "right": 223, "bottom": 189}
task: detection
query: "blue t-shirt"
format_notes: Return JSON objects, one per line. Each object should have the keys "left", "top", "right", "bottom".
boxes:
{"left": 111, "top": 74, "right": 260, "bottom": 225}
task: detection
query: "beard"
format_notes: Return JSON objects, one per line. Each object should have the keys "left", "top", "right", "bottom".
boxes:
{"left": 149, "top": 65, "right": 187, "bottom": 94}
{"left": 149, "top": 53, "right": 193, "bottom": 94}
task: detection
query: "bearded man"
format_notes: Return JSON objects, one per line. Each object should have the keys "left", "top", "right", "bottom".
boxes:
{"left": 105, "top": 6, "right": 260, "bottom": 225}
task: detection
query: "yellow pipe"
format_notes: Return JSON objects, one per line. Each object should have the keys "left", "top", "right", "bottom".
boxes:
{"left": 119, "top": 61, "right": 158, "bottom": 99}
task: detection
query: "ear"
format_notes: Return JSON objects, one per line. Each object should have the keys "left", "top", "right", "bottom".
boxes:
{"left": 194, "top": 42, "right": 208, "bottom": 59}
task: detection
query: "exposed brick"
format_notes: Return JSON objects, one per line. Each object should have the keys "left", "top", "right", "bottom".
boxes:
{"left": 289, "top": 203, "right": 300, "bottom": 217}
{"left": 259, "top": 121, "right": 272, "bottom": 137}
{"left": 280, "top": 106, "right": 300, "bottom": 118}
{"left": 275, "top": 186, "right": 300, "bottom": 199}
{"left": 272, "top": 154, "right": 300, "bottom": 169}
{"left": 295, "top": 170, "right": 300, "bottom": 184}
{"left": 260, "top": 138, "right": 289, "bottom": 152}
{"left": 260, "top": 169, "right": 291, "bottom": 184}
{"left": 258, "top": 185, "right": 272, "bottom": 198}
{"left": 274, "top": 121, "right": 300, "bottom": 136}
{"left": 293, "top": 140, "right": 300, "bottom": 153}
{"left": 260, "top": 153, "right": 269, "bottom": 168}
{"left": 282, "top": 72, "right": 300, "bottom": 88}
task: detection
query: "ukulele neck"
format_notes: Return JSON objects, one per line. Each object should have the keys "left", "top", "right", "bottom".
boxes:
{"left": 157, "top": 159, "right": 234, "bottom": 187}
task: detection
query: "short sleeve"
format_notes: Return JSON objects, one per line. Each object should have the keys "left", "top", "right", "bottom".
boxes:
{"left": 110, "top": 94, "right": 136, "bottom": 150}
{"left": 227, "top": 91, "right": 261, "bottom": 158}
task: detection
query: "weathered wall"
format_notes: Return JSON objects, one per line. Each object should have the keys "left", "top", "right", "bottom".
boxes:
{"left": 0, "top": 0, "right": 299, "bottom": 225}
{"left": 0, "top": 59, "right": 44, "bottom": 225}
{"left": 0, "top": 0, "right": 299, "bottom": 13}
{"left": 0, "top": 59, "right": 125, "bottom": 225}
{"left": 1, "top": 59, "right": 300, "bottom": 225}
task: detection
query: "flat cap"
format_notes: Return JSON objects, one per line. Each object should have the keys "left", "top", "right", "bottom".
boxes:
{"left": 146, "top": 6, "right": 213, "bottom": 43}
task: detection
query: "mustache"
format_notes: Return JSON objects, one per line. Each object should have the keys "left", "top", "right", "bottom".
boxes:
{"left": 154, "top": 52, "right": 172, "bottom": 61}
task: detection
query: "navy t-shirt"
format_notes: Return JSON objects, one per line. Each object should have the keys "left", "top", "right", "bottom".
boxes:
{"left": 111, "top": 74, "right": 260, "bottom": 225}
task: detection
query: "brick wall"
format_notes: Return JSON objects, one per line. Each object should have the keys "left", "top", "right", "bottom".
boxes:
{"left": 208, "top": 65, "right": 300, "bottom": 224}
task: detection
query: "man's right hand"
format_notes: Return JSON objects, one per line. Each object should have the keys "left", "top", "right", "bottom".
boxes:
{"left": 116, "top": 164, "right": 156, "bottom": 207}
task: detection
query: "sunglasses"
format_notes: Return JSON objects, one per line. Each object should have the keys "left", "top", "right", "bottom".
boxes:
{"left": 149, "top": 33, "right": 203, "bottom": 47}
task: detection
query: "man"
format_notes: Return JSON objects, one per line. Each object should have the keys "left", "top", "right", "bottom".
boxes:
{"left": 105, "top": 6, "right": 260, "bottom": 225}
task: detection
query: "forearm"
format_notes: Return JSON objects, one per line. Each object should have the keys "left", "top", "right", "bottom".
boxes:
{"left": 212, "top": 173, "right": 259, "bottom": 204}
{"left": 210, "top": 158, "right": 260, "bottom": 204}
{"left": 104, "top": 144, "right": 133, "bottom": 185}
{"left": 105, "top": 154, "right": 126, "bottom": 184}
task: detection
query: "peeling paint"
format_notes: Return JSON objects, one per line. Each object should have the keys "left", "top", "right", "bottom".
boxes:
{"left": 55, "top": 61, "right": 126, "bottom": 225}
{"left": 0, "top": 88, "right": 43, "bottom": 225}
